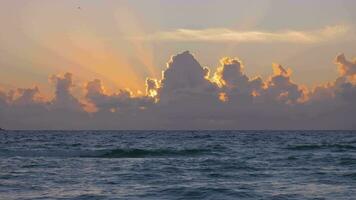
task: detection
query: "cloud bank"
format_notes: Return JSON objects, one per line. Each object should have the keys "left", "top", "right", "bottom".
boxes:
{"left": 1, "top": 51, "right": 355, "bottom": 130}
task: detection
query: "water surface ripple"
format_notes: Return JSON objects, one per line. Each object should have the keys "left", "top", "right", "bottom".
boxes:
{"left": 0, "top": 130, "right": 355, "bottom": 199}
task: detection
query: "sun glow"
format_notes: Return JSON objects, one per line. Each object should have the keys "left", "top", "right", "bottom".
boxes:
{"left": 19, "top": 1, "right": 159, "bottom": 95}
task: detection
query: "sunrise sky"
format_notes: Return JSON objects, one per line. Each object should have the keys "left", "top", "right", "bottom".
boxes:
{"left": 1, "top": 0, "right": 355, "bottom": 92}
{"left": 0, "top": 0, "right": 356, "bottom": 129}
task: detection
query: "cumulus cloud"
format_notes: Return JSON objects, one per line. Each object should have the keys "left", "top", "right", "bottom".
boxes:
{"left": 213, "top": 57, "right": 263, "bottom": 103}
{"left": 12, "top": 87, "right": 42, "bottom": 105}
{"left": 0, "top": 51, "right": 355, "bottom": 129}
{"left": 138, "top": 25, "right": 350, "bottom": 43}
{"left": 335, "top": 53, "right": 356, "bottom": 82}
{"left": 50, "top": 72, "right": 83, "bottom": 111}
{"left": 157, "top": 51, "right": 218, "bottom": 104}
{"left": 263, "top": 64, "right": 305, "bottom": 104}
{"left": 309, "top": 53, "right": 356, "bottom": 102}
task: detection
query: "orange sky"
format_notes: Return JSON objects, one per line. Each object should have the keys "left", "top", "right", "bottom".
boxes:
{"left": 1, "top": 1, "right": 356, "bottom": 97}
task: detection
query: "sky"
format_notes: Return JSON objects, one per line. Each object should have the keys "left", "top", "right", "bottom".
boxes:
{"left": 0, "top": 0, "right": 356, "bottom": 129}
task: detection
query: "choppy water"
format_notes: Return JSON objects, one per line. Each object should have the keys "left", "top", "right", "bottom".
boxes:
{"left": 0, "top": 131, "right": 356, "bottom": 200}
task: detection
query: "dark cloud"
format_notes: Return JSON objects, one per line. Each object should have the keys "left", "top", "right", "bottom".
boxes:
{"left": 85, "top": 78, "right": 153, "bottom": 114}
{"left": 262, "top": 64, "right": 304, "bottom": 104}
{"left": 12, "top": 87, "right": 41, "bottom": 105}
{"left": 49, "top": 72, "right": 84, "bottom": 111}
{"left": 1, "top": 51, "right": 355, "bottom": 129}
{"left": 157, "top": 51, "right": 218, "bottom": 104}
{"left": 335, "top": 53, "right": 356, "bottom": 77}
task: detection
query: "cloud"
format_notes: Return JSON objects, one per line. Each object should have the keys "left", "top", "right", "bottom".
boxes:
{"left": 157, "top": 51, "right": 218, "bottom": 104}
{"left": 263, "top": 64, "right": 304, "bottom": 104}
{"left": 50, "top": 72, "right": 84, "bottom": 111}
{"left": 145, "top": 78, "right": 159, "bottom": 98}
{"left": 85, "top": 78, "right": 153, "bottom": 113}
{"left": 335, "top": 53, "right": 356, "bottom": 82}
{"left": 12, "top": 87, "right": 42, "bottom": 105}
{"left": 139, "top": 25, "right": 350, "bottom": 43}
{"left": 309, "top": 53, "right": 356, "bottom": 103}
{"left": 336, "top": 82, "right": 356, "bottom": 103}
{"left": 1, "top": 51, "right": 355, "bottom": 130}
{"left": 213, "top": 57, "right": 263, "bottom": 103}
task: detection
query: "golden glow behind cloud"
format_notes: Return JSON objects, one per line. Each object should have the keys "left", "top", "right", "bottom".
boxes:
{"left": 2, "top": 51, "right": 355, "bottom": 130}
{"left": 14, "top": 1, "right": 159, "bottom": 93}
{"left": 1, "top": 1, "right": 356, "bottom": 100}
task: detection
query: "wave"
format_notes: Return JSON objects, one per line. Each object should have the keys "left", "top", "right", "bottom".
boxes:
{"left": 339, "top": 158, "right": 356, "bottom": 166}
{"left": 0, "top": 148, "right": 210, "bottom": 158}
{"left": 343, "top": 172, "right": 356, "bottom": 179}
{"left": 85, "top": 148, "right": 210, "bottom": 158}
{"left": 286, "top": 144, "right": 356, "bottom": 151}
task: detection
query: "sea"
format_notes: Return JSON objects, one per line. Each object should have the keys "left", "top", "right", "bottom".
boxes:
{"left": 0, "top": 130, "right": 355, "bottom": 200}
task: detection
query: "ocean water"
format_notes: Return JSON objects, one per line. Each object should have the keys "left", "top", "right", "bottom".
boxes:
{"left": 0, "top": 131, "right": 356, "bottom": 200}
